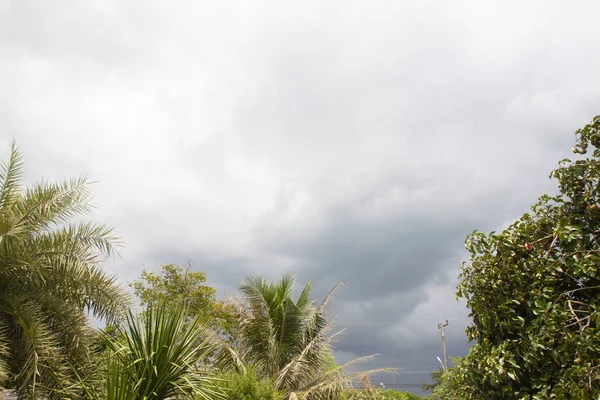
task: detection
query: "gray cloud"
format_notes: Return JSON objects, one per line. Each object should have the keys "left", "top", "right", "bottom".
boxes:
{"left": 1, "top": 0, "right": 600, "bottom": 393}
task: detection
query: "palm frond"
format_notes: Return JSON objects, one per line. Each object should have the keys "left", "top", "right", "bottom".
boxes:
{"left": 0, "top": 317, "right": 10, "bottom": 385}
{"left": 14, "top": 176, "right": 92, "bottom": 233}
{"left": 295, "top": 281, "right": 313, "bottom": 310}
{"left": 239, "top": 276, "right": 280, "bottom": 377}
{"left": 32, "top": 221, "right": 121, "bottom": 261}
{"left": 0, "top": 141, "right": 24, "bottom": 213}
{"left": 275, "top": 322, "right": 339, "bottom": 391}
{"left": 234, "top": 275, "right": 394, "bottom": 399}
{"left": 213, "top": 336, "right": 247, "bottom": 374}
{"left": 298, "top": 354, "right": 391, "bottom": 393}
{"left": 82, "top": 265, "right": 130, "bottom": 322}
{"left": 3, "top": 299, "right": 77, "bottom": 400}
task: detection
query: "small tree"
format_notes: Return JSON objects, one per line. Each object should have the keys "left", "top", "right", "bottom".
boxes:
{"left": 217, "top": 275, "right": 392, "bottom": 400}
{"left": 100, "top": 305, "right": 224, "bottom": 400}
{"left": 130, "top": 264, "right": 235, "bottom": 336}
{"left": 454, "top": 115, "right": 600, "bottom": 398}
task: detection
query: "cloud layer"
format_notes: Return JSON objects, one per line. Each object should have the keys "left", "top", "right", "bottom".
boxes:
{"left": 2, "top": 0, "right": 600, "bottom": 391}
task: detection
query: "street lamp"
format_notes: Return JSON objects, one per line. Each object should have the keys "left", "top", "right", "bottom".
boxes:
{"left": 437, "top": 356, "right": 446, "bottom": 372}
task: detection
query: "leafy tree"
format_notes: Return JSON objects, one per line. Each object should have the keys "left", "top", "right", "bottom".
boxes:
{"left": 131, "top": 264, "right": 215, "bottom": 315}
{"left": 218, "top": 274, "right": 390, "bottom": 400}
{"left": 453, "top": 115, "right": 600, "bottom": 398}
{"left": 0, "top": 143, "right": 129, "bottom": 398}
{"left": 130, "top": 264, "right": 235, "bottom": 336}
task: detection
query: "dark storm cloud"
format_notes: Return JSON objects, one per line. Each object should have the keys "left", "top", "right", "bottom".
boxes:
{"left": 208, "top": 0, "right": 600, "bottom": 369}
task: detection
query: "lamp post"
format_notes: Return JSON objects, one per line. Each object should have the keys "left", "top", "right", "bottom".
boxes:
{"left": 437, "top": 356, "right": 446, "bottom": 372}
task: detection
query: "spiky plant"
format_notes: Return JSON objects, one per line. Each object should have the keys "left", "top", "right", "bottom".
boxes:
{"left": 0, "top": 142, "right": 129, "bottom": 399}
{"left": 218, "top": 275, "right": 392, "bottom": 400}
{"left": 102, "top": 305, "right": 224, "bottom": 400}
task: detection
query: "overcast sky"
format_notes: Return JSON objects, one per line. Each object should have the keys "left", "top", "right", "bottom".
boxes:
{"left": 2, "top": 0, "right": 600, "bottom": 392}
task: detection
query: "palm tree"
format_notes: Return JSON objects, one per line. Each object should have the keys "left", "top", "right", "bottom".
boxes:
{"left": 219, "top": 275, "right": 390, "bottom": 400}
{"left": 0, "top": 143, "right": 129, "bottom": 399}
{"left": 99, "top": 305, "right": 224, "bottom": 400}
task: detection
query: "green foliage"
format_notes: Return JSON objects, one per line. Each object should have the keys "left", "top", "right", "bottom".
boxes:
{"left": 421, "top": 358, "right": 465, "bottom": 399}
{"left": 100, "top": 305, "right": 224, "bottom": 400}
{"left": 214, "top": 368, "right": 283, "bottom": 400}
{"left": 453, "top": 115, "right": 600, "bottom": 398}
{"left": 342, "top": 389, "right": 424, "bottom": 400}
{"left": 130, "top": 263, "right": 235, "bottom": 336}
{"left": 322, "top": 351, "right": 340, "bottom": 373}
{"left": 218, "top": 275, "right": 390, "bottom": 400}
{"left": 220, "top": 274, "right": 342, "bottom": 397}
{"left": 420, "top": 368, "right": 444, "bottom": 393}
{"left": 0, "top": 320, "right": 8, "bottom": 386}
{"left": 131, "top": 264, "right": 215, "bottom": 313}
{"left": 0, "top": 143, "right": 129, "bottom": 399}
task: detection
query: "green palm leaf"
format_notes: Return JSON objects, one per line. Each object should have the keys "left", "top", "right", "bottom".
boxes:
{"left": 0, "top": 319, "right": 11, "bottom": 384}
{"left": 223, "top": 274, "right": 394, "bottom": 399}
{"left": 103, "top": 305, "right": 224, "bottom": 400}
{"left": 0, "top": 141, "right": 24, "bottom": 213}
{"left": 0, "top": 143, "right": 129, "bottom": 399}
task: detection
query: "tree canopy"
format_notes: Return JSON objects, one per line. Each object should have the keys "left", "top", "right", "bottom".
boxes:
{"left": 130, "top": 263, "right": 235, "bottom": 336}
{"left": 452, "top": 115, "right": 600, "bottom": 398}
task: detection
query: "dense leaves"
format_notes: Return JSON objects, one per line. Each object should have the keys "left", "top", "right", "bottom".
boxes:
{"left": 0, "top": 143, "right": 129, "bottom": 399}
{"left": 453, "top": 115, "right": 600, "bottom": 398}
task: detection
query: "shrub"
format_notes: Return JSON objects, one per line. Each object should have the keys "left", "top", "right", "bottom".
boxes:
{"left": 342, "top": 388, "right": 425, "bottom": 400}
{"left": 214, "top": 368, "right": 283, "bottom": 400}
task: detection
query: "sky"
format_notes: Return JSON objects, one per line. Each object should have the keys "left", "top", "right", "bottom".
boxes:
{"left": 1, "top": 0, "right": 600, "bottom": 393}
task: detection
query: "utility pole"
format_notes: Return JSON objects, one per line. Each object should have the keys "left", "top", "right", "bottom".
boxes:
{"left": 437, "top": 320, "right": 449, "bottom": 371}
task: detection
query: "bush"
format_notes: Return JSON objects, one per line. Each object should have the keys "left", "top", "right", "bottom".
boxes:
{"left": 342, "top": 388, "right": 425, "bottom": 400}
{"left": 214, "top": 368, "right": 283, "bottom": 400}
